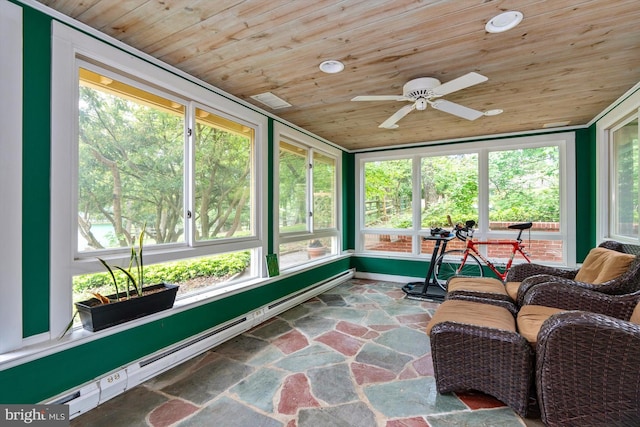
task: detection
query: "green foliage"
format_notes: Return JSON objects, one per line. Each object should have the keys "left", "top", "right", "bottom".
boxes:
{"left": 73, "top": 252, "right": 251, "bottom": 294}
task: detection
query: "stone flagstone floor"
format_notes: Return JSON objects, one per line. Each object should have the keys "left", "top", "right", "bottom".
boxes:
{"left": 71, "top": 278, "right": 544, "bottom": 427}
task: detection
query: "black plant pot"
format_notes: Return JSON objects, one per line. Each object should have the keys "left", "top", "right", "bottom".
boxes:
{"left": 75, "top": 283, "right": 179, "bottom": 332}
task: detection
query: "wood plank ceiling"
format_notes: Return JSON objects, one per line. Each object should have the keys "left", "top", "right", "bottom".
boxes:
{"left": 37, "top": 0, "right": 640, "bottom": 151}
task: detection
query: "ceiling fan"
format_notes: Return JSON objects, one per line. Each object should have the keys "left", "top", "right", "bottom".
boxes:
{"left": 351, "top": 72, "right": 498, "bottom": 129}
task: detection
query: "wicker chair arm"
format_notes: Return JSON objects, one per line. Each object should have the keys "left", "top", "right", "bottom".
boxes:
{"left": 515, "top": 274, "right": 567, "bottom": 305}
{"left": 506, "top": 263, "right": 577, "bottom": 283}
{"left": 536, "top": 311, "right": 640, "bottom": 427}
{"left": 445, "top": 293, "right": 518, "bottom": 315}
{"left": 522, "top": 282, "right": 640, "bottom": 320}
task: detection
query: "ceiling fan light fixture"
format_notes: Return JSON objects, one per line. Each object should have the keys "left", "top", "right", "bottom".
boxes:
{"left": 415, "top": 98, "right": 428, "bottom": 110}
{"left": 319, "top": 60, "right": 344, "bottom": 74}
{"left": 485, "top": 11, "right": 523, "bottom": 33}
{"left": 484, "top": 109, "right": 503, "bottom": 116}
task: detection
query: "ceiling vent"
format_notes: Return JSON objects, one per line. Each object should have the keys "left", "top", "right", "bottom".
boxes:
{"left": 250, "top": 92, "right": 292, "bottom": 109}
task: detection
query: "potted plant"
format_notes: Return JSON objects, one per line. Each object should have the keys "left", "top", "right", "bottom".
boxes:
{"left": 307, "top": 239, "right": 327, "bottom": 259}
{"left": 74, "top": 228, "right": 179, "bottom": 332}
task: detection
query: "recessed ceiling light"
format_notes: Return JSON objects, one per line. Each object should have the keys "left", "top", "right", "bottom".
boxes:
{"left": 319, "top": 60, "right": 344, "bottom": 74}
{"left": 250, "top": 92, "right": 292, "bottom": 109}
{"left": 484, "top": 109, "right": 503, "bottom": 116}
{"left": 485, "top": 11, "right": 523, "bottom": 33}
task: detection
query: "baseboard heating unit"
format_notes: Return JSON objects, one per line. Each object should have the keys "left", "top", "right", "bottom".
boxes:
{"left": 48, "top": 268, "right": 354, "bottom": 418}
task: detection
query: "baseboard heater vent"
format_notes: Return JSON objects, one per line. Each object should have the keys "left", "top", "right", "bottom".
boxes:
{"left": 53, "top": 268, "right": 354, "bottom": 419}
{"left": 139, "top": 317, "right": 248, "bottom": 367}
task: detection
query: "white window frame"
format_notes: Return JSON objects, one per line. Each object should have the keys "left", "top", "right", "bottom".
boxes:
{"left": 273, "top": 122, "right": 342, "bottom": 267}
{"left": 51, "top": 22, "right": 267, "bottom": 338}
{"left": 596, "top": 87, "right": 640, "bottom": 243}
{"left": 0, "top": 0, "right": 23, "bottom": 353}
{"left": 355, "top": 132, "right": 576, "bottom": 265}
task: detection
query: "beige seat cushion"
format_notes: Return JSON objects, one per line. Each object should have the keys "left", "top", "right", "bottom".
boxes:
{"left": 630, "top": 303, "right": 640, "bottom": 325}
{"left": 447, "top": 277, "right": 508, "bottom": 295}
{"left": 426, "top": 299, "right": 515, "bottom": 336}
{"left": 574, "top": 247, "right": 635, "bottom": 284}
{"left": 505, "top": 281, "right": 521, "bottom": 300}
{"left": 516, "top": 305, "right": 566, "bottom": 344}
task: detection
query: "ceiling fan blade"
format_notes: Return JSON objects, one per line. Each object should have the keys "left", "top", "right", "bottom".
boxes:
{"left": 432, "top": 72, "right": 488, "bottom": 96}
{"left": 379, "top": 103, "right": 416, "bottom": 129}
{"left": 351, "top": 95, "right": 409, "bottom": 102}
{"left": 430, "top": 99, "right": 484, "bottom": 120}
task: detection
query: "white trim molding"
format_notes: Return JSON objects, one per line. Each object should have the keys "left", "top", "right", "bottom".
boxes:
{"left": 0, "top": 0, "right": 23, "bottom": 353}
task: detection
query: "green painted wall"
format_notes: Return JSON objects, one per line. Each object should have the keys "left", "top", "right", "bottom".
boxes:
{"left": 22, "top": 5, "right": 51, "bottom": 337}
{"left": 575, "top": 126, "right": 598, "bottom": 260}
{"left": 342, "top": 151, "right": 355, "bottom": 250}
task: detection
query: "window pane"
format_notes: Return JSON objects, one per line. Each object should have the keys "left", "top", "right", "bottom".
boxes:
{"left": 313, "top": 151, "right": 336, "bottom": 229}
{"left": 612, "top": 118, "right": 639, "bottom": 238}
{"left": 194, "top": 108, "right": 254, "bottom": 241}
{"left": 364, "top": 159, "right": 413, "bottom": 228}
{"left": 279, "top": 238, "right": 333, "bottom": 269}
{"left": 78, "top": 68, "right": 184, "bottom": 251}
{"left": 488, "top": 147, "right": 560, "bottom": 228}
{"left": 279, "top": 141, "right": 308, "bottom": 233}
{"left": 421, "top": 154, "right": 478, "bottom": 228}
{"left": 363, "top": 233, "right": 413, "bottom": 253}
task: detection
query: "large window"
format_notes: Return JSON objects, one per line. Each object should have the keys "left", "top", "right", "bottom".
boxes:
{"left": 51, "top": 23, "right": 267, "bottom": 337}
{"left": 356, "top": 134, "right": 574, "bottom": 265}
{"left": 276, "top": 125, "right": 341, "bottom": 270}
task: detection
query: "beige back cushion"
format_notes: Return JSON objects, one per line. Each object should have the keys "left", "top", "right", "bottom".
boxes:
{"left": 574, "top": 247, "right": 635, "bottom": 284}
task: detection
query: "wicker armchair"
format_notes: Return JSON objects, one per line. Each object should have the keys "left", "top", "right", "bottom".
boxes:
{"left": 427, "top": 299, "right": 535, "bottom": 417}
{"left": 447, "top": 241, "right": 640, "bottom": 308}
{"left": 536, "top": 310, "right": 640, "bottom": 426}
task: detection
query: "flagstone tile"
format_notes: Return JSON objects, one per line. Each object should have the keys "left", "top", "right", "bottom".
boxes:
{"left": 426, "top": 407, "right": 525, "bottom": 427}
{"left": 273, "top": 329, "right": 310, "bottom": 354}
{"left": 231, "top": 368, "right": 286, "bottom": 413}
{"left": 275, "top": 344, "right": 345, "bottom": 371}
{"left": 315, "top": 330, "right": 364, "bottom": 356}
{"left": 351, "top": 362, "right": 396, "bottom": 385}
{"left": 355, "top": 342, "right": 413, "bottom": 374}
{"left": 374, "top": 327, "right": 431, "bottom": 357}
{"left": 455, "top": 391, "right": 507, "bottom": 410}
{"left": 336, "top": 320, "right": 370, "bottom": 338}
{"left": 71, "top": 279, "right": 538, "bottom": 427}
{"left": 307, "top": 364, "right": 358, "bottom": 405}
{"left": 386, "top": 416, "right": 430, "bottom": 427}
{"left": 181, "top": 396, "right": 282, "bottom": 427}
{"left": 277, "top": 373, "right": 320, "bottom": 415}
{"left": 148, "top": 399, "right": 199, "bottom": 427}
{"left": 364, "top": 377, "right": 467, "bottom": 419}
{"left": 297, "top": 402, "right": 377, "bottom": 427}
{"left": 161, "top": 356, "right": 253, "bottom": 405}
{"left": 249, "top": 318, "right": 293, "bottom": 340}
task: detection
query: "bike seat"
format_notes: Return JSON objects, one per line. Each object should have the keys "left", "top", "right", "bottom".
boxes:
{"left": 508, "top": 222, "right": 533, "bottom": 230}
